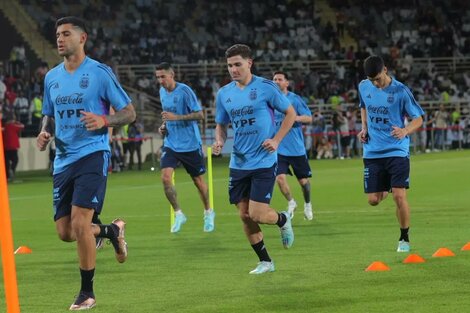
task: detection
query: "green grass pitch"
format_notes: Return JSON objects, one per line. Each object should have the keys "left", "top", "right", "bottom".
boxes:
{"left": 1, "top": 150, "right": 470, "bottom": 312}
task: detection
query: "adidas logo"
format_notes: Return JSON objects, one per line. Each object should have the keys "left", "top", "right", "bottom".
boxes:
{"left": 226, "top": 98, "right": 231, "bottom": 103}
{"left": 265, "top": 193, "right": 271, "bottom": 199}
{"left": 367, "top": 94, "right": 371, "bottom": 98}
{"left": 92, "top": 196, "right": 99, "bottom": 204}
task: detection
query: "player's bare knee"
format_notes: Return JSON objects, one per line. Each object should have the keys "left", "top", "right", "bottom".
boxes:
{"left": 392, "top": 193, "right": 406, "bottom": 205}
{"left": 239, "top": 210, "right": 251, "bottom": 223}
{"left": 368, "top": 198, "right": 380, "bottom": 206}
{"left": 248, "top": 211, "right": 262, "bottom": 223}
{"left": 57, "top": 230, "right": 74, "bottom": 242}
{"left": 161, "top": 173, "right": 172, "bottom": 185}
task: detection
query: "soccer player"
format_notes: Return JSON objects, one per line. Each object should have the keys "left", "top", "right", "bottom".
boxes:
{"left": 36, "top": 16, "right": 136, "bottom": 310}
{"left": 273, "top": 71, "right": 314, "bottom": 220}
{"left": 357, "top": 55, "right": 424, "bottom": 253}
{"left": 155, "top": 62, "right": 215, "bottom": 233}
{"left": 212, "top": 44, "right": 296, "bottom": 274}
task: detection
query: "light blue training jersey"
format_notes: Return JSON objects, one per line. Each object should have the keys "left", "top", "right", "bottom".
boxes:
{"left": 358, "top": 77, "right": 424, "bottom": 159}
{"left": 160, "top": 82, "right": 202, "bottom": 152}
{"left": 42, "top": 56, "right": 131, "bottom": 174}
{"left": 215, "top": 75, "right": 291, "bottom": 170}
{"left": 275, "top": 91, "right": 311, "bottom": 156}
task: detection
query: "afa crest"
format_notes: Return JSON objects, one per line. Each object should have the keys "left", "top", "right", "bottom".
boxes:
{"left": 387, "top": 94, "right": 394, "bottom": 103}
{"left": 79, "top": 76, "right": 89, "bottom": 89}
{"left": 249, "top": 89, "right": 257, "bottom": 100}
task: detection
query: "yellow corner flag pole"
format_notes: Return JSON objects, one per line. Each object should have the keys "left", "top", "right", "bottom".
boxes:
{"left": 207, "top": 147, "right": 214, "bottom": 210}
{"left": 0, "top": 120, "right": 21, "bottom": 313}
{"left": 170, "top": 171, "right": 175, "bottom": 231}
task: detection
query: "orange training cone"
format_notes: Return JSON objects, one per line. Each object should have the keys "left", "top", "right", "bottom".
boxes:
{"left": 403, "top": 254, "right": 426, "bottom": 264}
{"left": 461, "top": 242, "right": 470, "bottom": 251}
{"left": 365, "top": 261, "right": 390, "bottom": 271}
{"left": 432, "top": 247, "right": 455, "bottom": 257}
{"left": 14, "top": 246, "right": 32, "bottom": 254}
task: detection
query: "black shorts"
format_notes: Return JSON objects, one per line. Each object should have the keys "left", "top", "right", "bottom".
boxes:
{"left": 363, "top": 157, "right": 410, "bottom": 193}
{"left": 340, "top": 136, "right": 351, "bottom": 147}
{"left": 160, "top": 146, "right": 206, "bottom": 177}
{"left": 53, "top": 151, "right": 109, "bottom": 221}
{"left": 277, "top": 154, "right": 312, "bottom": 179}
{"left": 228, "top": 164, "right": 277, "bottom": 204}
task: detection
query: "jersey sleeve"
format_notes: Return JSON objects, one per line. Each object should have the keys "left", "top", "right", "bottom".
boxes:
{"left": 98, "top": 64, "right": 131, "bottom": 111}
{"left": 182, "top": 85, "right": 201, "bottom": 112}
{"left": 294, "top": 95, "right": 311, "bottom": 116}
{"left": 264, "top": 80, "right": 290, "bottom": 112}
{"left": 42, "top": 73, "right": 54, "bottom": 116}
{"left": 358, "top": 85, "right": 366, "bottom": 109}
{"left": 215, "top": 91, "right": 230, "bottom": 124}
{"left": 401, "top": 86, "right": 424, "bottom": 118}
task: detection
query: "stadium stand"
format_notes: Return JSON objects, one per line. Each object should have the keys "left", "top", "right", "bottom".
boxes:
{"left": 1, "top": 0, "right": 470, "bottom": 154}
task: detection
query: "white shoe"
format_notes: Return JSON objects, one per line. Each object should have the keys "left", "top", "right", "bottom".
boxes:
{"left": 287, "top": 199, "right": 297, "bottom": 219}
{"left": 249, "top": 261, "right": 275, "bottom": 274}
{"left": 304, "top": 203, "right": 313, "bottom": 221}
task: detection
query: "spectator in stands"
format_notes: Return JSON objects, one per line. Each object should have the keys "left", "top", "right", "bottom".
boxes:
{"left": 155, "top": 62, "right": 215, "bottom": 233}
{"left": 29, "top": 93, "right": 43, "bottom": 131}
{"left": 347, "top": 105, "right": 359, "bottom": 157}
{"left": 311, "top": 109, "right": 326, "bottom": 158}
{"left": 424, "top": 109, "right": 435, "bottom": 152}
{"left": 358, "top": 55, "right": 424, "bottom": 253}
{"left": 2, "top": 114, "right": 24, "bottom": 182}
{"left": 333, "top": 106, "right": 350, "bottom": 159}
{"left": 272, "top": 71, "right": 314, "bottom": 221}
{"left": 316, "top": 136, "right": 333, "bottom": 159}
{"left": 13, "top": 90, "right": 30, "bottom": 126}
{"left": 127, "top": 119, "right": 143, "bottom": 170}
{"left": 0, "top": 78, "right": 6, "bottom": 109}
{"left": 433, "top": 104, "right": 449, "bottom": 150}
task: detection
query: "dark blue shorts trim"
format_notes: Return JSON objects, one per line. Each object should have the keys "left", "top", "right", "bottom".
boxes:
{"left": 277, "top": 154, "right": 312, "bottom": 179}
{"left": 228, "top": 164, "right": 277, "bottom": 204}
{"left": 363, "top": 157, "right": 410, "bottom": 193}
{"left": 52, "top": 151, "right": 109, "bottom": 221}
{"left": 160, "top": 146, "right": 206, "bottom": 177}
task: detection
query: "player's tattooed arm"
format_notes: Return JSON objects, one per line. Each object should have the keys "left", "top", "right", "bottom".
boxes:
{"left": 39, "top": 115, "right": 55, "bottom": 135}
{"left": 80, "top": 104, "right": 136, "bottom": 131}
{"left": 106, "top": 104, "right": 136, "bottom": 127}
{"left": 161, "top": 110, "right": 204, "bottom": 121}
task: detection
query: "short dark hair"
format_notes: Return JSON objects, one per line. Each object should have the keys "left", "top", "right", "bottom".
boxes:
{"left": 225, "top": 44, "right": 252, "bottom": 59}
{"left": 155, "top": 62, "right": 173, "bottom": 71}
{"left": 55, "top": 16, "right": 87, "bottom": 33}
{"left": 363, "top": 55, "right": 384, "bottom": 77}
{"left": 273, "top": 71, "right": 288, "bottom": 80}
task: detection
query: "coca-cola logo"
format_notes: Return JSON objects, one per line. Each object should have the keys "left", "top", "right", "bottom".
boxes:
{"left": 230, "top": 106, "right": 254, "bottom": 118}
{"left": 55, "top": 93, "right": 84, "bottom": 105}
{"left": 367, "top": 105, "right": 389, "bottom": 115}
